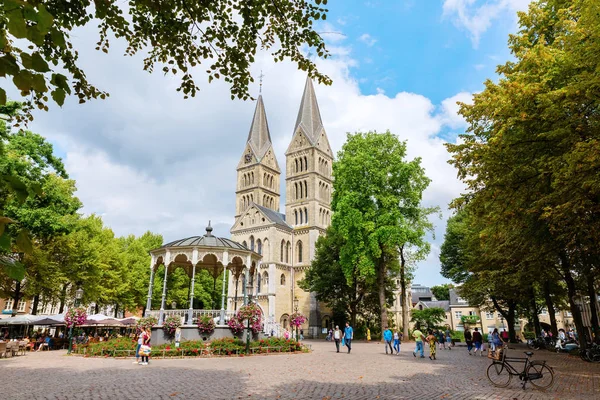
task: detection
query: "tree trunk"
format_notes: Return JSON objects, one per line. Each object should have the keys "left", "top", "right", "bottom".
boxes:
{"left": 506, "top": 303, "right": 517, "bottom": 343}
{"left": 11, "top": 280, "right": 22, "bottom": 316}
{"left": 586, "top": 273, "right": 600, "bottom": 343}
{"left": 543, "top": 281, "right": 558, "bottom": 337}
{"left": 377, "top": 254, "right": 388, "bottom": 331}
{"left": 530, "top": 290, "right": 542, "bottom": 337}
{"left": 559, "top": 252, "right": 588, "bottom": 350}
{"left": 31, "top": 294, "right": 40, "bottom": 315}
{"left": 114, "top": 304, "right": 119, "bottom": 318}
{"left": 400, "top": 252, "right": 410, "bottom": 336}
{"left": 58, "top": 283, "right": 68, "bottom": 314}
{"left": 95, "top": 303, "right": 99, "bottom": 314}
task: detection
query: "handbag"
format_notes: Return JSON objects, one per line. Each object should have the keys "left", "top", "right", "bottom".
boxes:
{"left": 140, "top": 345, "right": 151, "bottom": 356}
{"left": 341, "top": 337, "right": 346, "bottom": 346}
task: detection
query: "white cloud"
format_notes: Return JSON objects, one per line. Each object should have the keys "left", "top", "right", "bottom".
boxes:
{"left": 438, "top": 91, "right": 474, "bottom": 129}
{"left": 22, "top": 23, "right": 468, "bottom": 286}
{"left": 358, "top": 33, "right": 377, "bottom": 47}
{"left": 442, "top": 0, "right": 531, "bottom": 47}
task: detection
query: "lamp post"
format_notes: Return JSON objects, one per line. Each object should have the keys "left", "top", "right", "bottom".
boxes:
{"left": 68, "top": 287, "right": 84, "bottom": 355}
{"left": 245, "top": 280, "right": 253, "bottom": 354}
{"left": 293, "top": 296, "right": 299, "bottom": 341}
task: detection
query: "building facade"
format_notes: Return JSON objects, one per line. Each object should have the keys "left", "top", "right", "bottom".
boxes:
{"left": 227, "top": 77, "right": 334, "bottom": 337}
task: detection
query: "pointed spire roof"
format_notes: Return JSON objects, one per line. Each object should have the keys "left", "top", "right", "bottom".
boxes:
{"left": 294, "top": 76, "right": 324, "bottom": 144}
{"left": 247, "top": 95, "right": 273, "bottom": 161}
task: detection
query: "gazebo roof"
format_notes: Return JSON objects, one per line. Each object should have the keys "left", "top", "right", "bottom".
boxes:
{"left": 157, "top": 223, "right": 249, "bottom": 251}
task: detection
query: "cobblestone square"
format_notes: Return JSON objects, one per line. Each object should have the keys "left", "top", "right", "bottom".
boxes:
{"left": 2, "top": 341, "right": 599, "bottom": 400}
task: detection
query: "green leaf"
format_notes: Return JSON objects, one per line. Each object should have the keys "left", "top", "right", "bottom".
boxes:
{"left": 0, "top": 256, "right": 26, "bottom": 281}
{"left": 51, "top": 88, "right": 66, "bottom": 106}
{"left": 0, "top": 88, "right": 6, "bottom": 105}
{"left": 50, "top": 29, "right": 66, "bottom": 49}
{"left": 0, "top": 54, "right": 20, "bottom": 76}
{"left": 26, "top": 25, "right": 45, "bottom": 46}
{"left": 13, "top": 69, "right": 34, "bottom": 91}
{"left": 31, "top": 73, "right": 48, "bottom": 92}
{"left": 0, "top": 232, "right": 10, "bottom": 251}
{"left": 7, "top": 10, "right": 28, "bottom": 39}
{"left": 31, "top": 52, "right": 50, "bottom": 72}
{"left": 20, "top": 52, "right": 33, "bottom": 69}
{"left": 51, "top": 73, "right": 70, "bottom": 91}
{"left": 16, "top": 229, "right": 33, "bottom": 253}
{"left": 37, "top": 4, "right": 54, "bottom": 34}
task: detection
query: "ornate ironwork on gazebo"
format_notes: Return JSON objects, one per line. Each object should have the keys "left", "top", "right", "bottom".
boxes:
{"left": 145, "top": 223, "right": 261, "bottom": 325}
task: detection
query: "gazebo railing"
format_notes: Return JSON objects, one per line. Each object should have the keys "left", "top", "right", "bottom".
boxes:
{"left": 145, "top": 309, "right": 235, "bottom": 325}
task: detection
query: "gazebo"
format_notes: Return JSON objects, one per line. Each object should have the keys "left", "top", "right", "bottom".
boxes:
{"left": 145, "top": 223, "right": 261, "bottom": 333}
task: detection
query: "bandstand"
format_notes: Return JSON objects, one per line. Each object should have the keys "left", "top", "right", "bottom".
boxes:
{"left": 145, "top": 223, "right": 262, "bottom": 344}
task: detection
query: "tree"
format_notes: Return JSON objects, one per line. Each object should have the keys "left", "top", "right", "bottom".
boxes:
{"left": 445, "top": 0, "right": 600, "bottom": 348}
{"left": 332, "top": 131, "right": 436, "bottom": 332}
{"left": 410, "top": 307, "right": 446, "bottom": 330}
{"left": 431, "top": 284, "right": 453, "bottom": 301}
{"left": 0, "top": 0, "right": 332, "bottom": 122}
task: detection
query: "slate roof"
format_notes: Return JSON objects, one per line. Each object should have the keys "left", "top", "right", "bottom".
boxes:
{"left": 254, "top": 204, "right": 292, "bottom": 230}
{"left": 294, "top": 76, "right": 325, "bottom": 144}
{"left": 247, "top": 95, "right": 272, "bottom": 161}
{"left": 158, "top": 224, "right": 248, "bottom": 251}
{"left": 420, "top": 300, "right": 451, "bottom": 312}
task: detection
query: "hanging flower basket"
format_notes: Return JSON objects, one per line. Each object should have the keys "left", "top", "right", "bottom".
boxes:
{"left": 137, "top": 316, "right": 158, "bottom": 330}
{"left": 64, "top": 307, "right": 87, "bottom": 328}
{"left": 290, "top": 312, "right": 307, "bottom": 328}
{"left": 197, "top": 315, "right": 216, "bottom": 335}
{"left": 228, "top": 303, "right": 263, "bottom": 335}
{"left": 162, "top": 315, "right": 181, "bottom": 337}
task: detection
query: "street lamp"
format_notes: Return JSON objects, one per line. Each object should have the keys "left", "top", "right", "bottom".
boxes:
{"left": 293, "top": 296, "right": 299, "bottom": 341}
{"left": 68, "top": 287, "right": 84, "bottom": 354}
{"left": 245, "top": 279, "right": 253, "bottom": 354}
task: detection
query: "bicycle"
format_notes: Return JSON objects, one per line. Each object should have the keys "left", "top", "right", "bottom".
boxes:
{"left": 486, "top": 346, "right": 554, "bottom": 390}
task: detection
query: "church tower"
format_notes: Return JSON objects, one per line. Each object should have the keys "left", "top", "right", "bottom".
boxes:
{"left": 285, "top": 76, "right": 333, "bottom": 249}
{"left": 235, "top": 95, "right": 281, "bottom": 218}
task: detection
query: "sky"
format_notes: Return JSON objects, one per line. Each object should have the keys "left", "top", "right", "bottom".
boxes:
{"left": 12, "top": 0, "right": 532, "bottom": 286}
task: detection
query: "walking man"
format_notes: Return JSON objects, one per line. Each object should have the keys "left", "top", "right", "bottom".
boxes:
{"left": 333, "top": 325, "right": 342, "bottom": 353}
{"left": 464, "top": 328, "right": 473, "bottom": 355}
{"left": 472, "top": 327, "right": 483, "bottom": 356}
{"left": 343, "top": 322, "right": 353, "bottom": 354}
{"left": 383, "top": 326, "right": 393, "bottom": 355}
{"left": 412, "top": 327, "right": 426, "bottom": 358}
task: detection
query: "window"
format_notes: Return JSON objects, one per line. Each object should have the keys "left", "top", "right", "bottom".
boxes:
{"left": 565, "top": 311, "right": 572, "bottom": 317}
{"left": 304, "top": 208, "right": 308, "bottom": 224}
{"left": 250, "top": 236, "right": 255, "bottom": 251}
{"left": 257, "top": 274, "right": 262, "bottom": 293}
{"left": 4, "top": 298, "right": 14, "bottom": 310}
{"left": 297, "top": 241, "right": 303, "bottom": 263}
{"left": 285, "top": 241, "right": 290, "bottom": 263}
{"left": 17, "top": 299, "right": 26, "bottom": 312}
{"left": 280, "top": 240, "right": 285, "bottom": 262}
{"left": 486, "top": 312, "right": 494, "bottom": 320}
{"left": 454, "top": 311, "right": 463, "bottom": 319}
{"left": 540, "top": 308, "right": 547, "bottom": 315}
{"left": 280, "top": 274, "right": 286, "bottom": 286}
{"left": 257, "top": 239, "right": 262, "bottom": 255}
{"left": 263, "top": 272, "right": 269, "bottom": 291}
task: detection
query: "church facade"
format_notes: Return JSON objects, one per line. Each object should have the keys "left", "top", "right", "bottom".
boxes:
{"left": 227, "top": 77, "right": 334, "bottom": 337}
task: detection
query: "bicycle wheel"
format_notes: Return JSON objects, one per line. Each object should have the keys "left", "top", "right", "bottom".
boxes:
{"left": 487, "top": 362, "right": 512, "bottom": 388}
{"left": 527, "top": 361, "right": 554, "bottom": 390}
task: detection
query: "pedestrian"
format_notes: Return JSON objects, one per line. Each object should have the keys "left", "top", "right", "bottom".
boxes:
{"left": 343, "top": 322, "right": 353, "bottom": 354}
{"left": 472, "top": 327, "right": 483, "bottom": 357}
{"left": 366, "top": 327, "right": 371, "bottom": 341}
{"left": 300, "top": 329, "right": 304, "bottom": 341}
{"left": 491, "top": 328, "right": 502, "bottom": 354}
{"left": 133, "top": 329, "right": 143, "bottom": 364}
{"left": 383, "top": 326, "right": 393, "bottom": 355}
{"left": 426, "top": 330, "right": 437, "bottom": 360}
{"left": 139, "top": 327, "right": 151, "bottom": 365}
{"left": 445, "top": 328, "right": 453, "bottom": 350}
{"left": 464, "top": 328, "right": 473, "bottom": 355}
{"left": 412, "top": 327, "right": 426, "bottom": 358}
{"left": 333, "top": 325, "right": 342, "bottom": 353}
{"left": 393, "top": 330, "right": 401, "bottom": 355}
{"left": 283, "top": 328, "right": 290, "bottom": 340}
{"left": 501, "top": 329, "right": 509, "bottom": 343}
{"left": 437, "top": 330, "right": 445, "bottom": 350}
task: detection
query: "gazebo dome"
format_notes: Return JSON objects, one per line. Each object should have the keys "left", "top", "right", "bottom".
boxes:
{"left": 160, "top": 224, "right": 248, "bottom": 251}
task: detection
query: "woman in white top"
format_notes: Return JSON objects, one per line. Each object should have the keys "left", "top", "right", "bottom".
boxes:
{"left": 333, "top": 326, "right": 342, "bottom": 353}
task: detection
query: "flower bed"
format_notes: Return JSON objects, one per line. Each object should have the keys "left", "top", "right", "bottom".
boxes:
{"left": 76, "top": 337, "right": 306, "bottom": 358}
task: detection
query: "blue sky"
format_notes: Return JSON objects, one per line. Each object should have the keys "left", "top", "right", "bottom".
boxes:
{"left": 20, "top": 0, "right": 531, "bottom": 288}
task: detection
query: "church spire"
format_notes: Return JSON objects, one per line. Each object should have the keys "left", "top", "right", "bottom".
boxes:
{"left": 294, "top": 75, "right": 324, "bottom": 144}
{"left": 247, "top": 95, "right": 272, "bottom": 161}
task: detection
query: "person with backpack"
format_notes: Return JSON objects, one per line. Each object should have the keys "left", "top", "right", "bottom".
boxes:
{"left": 333, "top": 326, "right": 342, "bottom": 353}
{"left": 472, "top": 327, "right": 483, "bottom": 356}
{"left": 383, "top": 326, "right": 393, "bottom": 355}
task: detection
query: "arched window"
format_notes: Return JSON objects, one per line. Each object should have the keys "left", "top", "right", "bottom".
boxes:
{"left": 257, "top": 239, "right": 262, "bottom": 255}
{"left": 304, "top": 181, "right": 308, "bottom": 198}
{"left": 263, "top": 272, "right": 269, "bottom": 291}
{"left": 280, "top": 240, "right": 285, "bottom": 262}
{"left": 295, "top": 182, "right": 298, "bottom": 200}
{"left": 304, "top": 208, "right": 308, "bottom": 224}
{"left": 295, "top": 159, "right": 299, "bottom": 173}
{"left": 242, "top": 241, "right": 248, "bottom": 248}
{"left": 257, "top": 273, "right": 262, "bottom": 293}
{"left": 299, "top": 182, "right": 303, "bottom": 199}
{"left": 286, "top": 241, "right": 290, "bottom": 263}
{"left": 297, "top": 241, "right": 303, "bottom": 263}
{"left": 294, "top": 210, "right": 298, "bottom": 225}
{"left": 263, "top": 238, "right": 269, "bottom": 259}
{"left": 304, "top": 156, "right": 308, "bottom": 171}
{"left": 280, "top": 274, "right": 286, "bottom": 286}
{"left": 250, "top": 236, "right": 255, "bottom": 251}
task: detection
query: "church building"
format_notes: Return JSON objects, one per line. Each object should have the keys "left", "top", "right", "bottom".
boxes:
{"left": 227, "top": 76, "right": 334, "bottom": 337}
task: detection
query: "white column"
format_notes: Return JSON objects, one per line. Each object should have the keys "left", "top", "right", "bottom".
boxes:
{"left": 159, "top": 251, "right": 171, "bottom": 324}
{"left": 145, "top": 256, "right": 155, "bottom": 316}
{"left": 220, "top": 251, "right": 229, "bottom": 325}
{"left": 188, "top": 263, "right": 196, "bottom": 325}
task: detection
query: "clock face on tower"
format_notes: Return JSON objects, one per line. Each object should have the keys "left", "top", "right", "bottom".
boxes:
{"left": 245, "top": 154, "right": 252, "bottom": 163}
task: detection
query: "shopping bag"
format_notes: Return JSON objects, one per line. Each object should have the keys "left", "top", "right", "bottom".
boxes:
{"left": 342, "top": 337, "right": 346, "bottom": 346}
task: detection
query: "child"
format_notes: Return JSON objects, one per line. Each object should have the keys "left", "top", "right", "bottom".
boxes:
{"left": 426, "top": 330, "right": 437, "bottom": 360}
